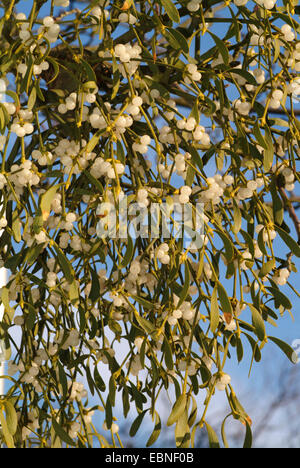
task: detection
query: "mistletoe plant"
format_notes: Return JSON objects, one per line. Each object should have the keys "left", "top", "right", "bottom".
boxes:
{"left": 0, "top": 0, "right": 299, "bottom": 449}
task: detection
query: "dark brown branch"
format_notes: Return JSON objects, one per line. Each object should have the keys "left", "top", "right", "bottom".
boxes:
{"left": 279, "top": 188, "right": 300, "bottom": 243}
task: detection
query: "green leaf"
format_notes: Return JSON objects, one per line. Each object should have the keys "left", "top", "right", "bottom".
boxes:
{"left": 86, "top": 129, "right": 106, "bottom": 153}
{"left": 215, "top": 229, "right": 234, "bottom": 262}
{"left": 232, "top": 200, "right": 242, "bottom": 234}
{"left": 210, "top": 286, "right": 220, "bottom": 334}
{"left": 1, "top": 287, "right": 14, "bottom": 322}
{"left": 275, "top": 225, "right": 300, "bottom": 257}
{"left": 131, "top": 295, "right": 153, "bottom": 311}
{"left": 134, "top": 313, "right": 155, "bottom": 335}
{"left": 129, "top": 410, "right": 147, "bottom": 437}
{"left": 217, "top": 283, "right": 233, "bottom": 315}
{"left": 105, "top": 396, "right": 113, "bottom": 430}
{"left": 163, "top": 337, "right": 173, "bottom": 370}
{"left": 146, "top": 412, "right": 161, "bottom": 447}
{"left": 40, "top": 184, "right": 60, "bottom": 218}
{"left": 167, "top": 394, "right": 187, "bottom": 426}
{"left": 160, "top": 0, "right": 180, "bottom": 23}
{"left": 270, "top": 177, "right": 283, "bottom": 226}
{"left": 12, "top": 210, "right": 21, "bottom": 243}
{"left": 204, "top": 421, "right": 220, "bottom": 448}
{"left": 52, "top": 418, "right": 76, "bottom": 447}
{"left": 244, "top": 332, "right": 261, "bottom": 362}
{"left": 94, "top": 365, "right": 106, "bottom": 392}
{"left": 268, "top": 336, "right": 295, "bottom": 363}
{"left": 259, "top": 258, "right": 275, "bottom": 278}
{"left": 175, "top": 409, "right": 190, "bottom": 448}
{"left": 227, "top": 68, "right": 257, "bottom": 86}
{"left": 58, "top": 362, "right": 68, "bottom": 399}
{"left": 208, "top": 31, "right": 229, "bottom": 65}
{"left": 120, "top": 236, "right": 134, "bottom": 269}
{"left": 28, "top": 86, "right": 37, "bottom": 111}
{"left": 243, "top": 420, "right": 253, "bottom": 448}
{"left": 165, "top": 28, "right": 189, "bottom": 53}
{"left": 249, "top": 305, "right": 266, "bottom": 341}
{"left": 69, "top": 280, "right": 79, "bottom": 304}
{"left": 253, "top": 121, "right": 268, "bottom": 150}
{"left": 0, "top": 409, "right": 14, "bottom": 448}
{"left": 89, "top": 268, "right": 100, "bottom": 302}
{"left": 177, "top": 261, "right": 190, "bottom": 308}
{"left": 263, "top": 125, "right": 274, "bottom": 172}
{"left": 53, "top": 244, "right": 74, "bottom": 283}
{"left": 266, "top": 286, "right": 292, "bottom": 310}
{"left": 3, "top": 400, "right": 18, "bottom": 436}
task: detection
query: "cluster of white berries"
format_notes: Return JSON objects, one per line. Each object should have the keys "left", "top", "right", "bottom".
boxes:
{"left": 281, "top": 167, "right": 295, "bottom": 191}
{"left": 114, "top": 43, "right": 142, "bottom": 76}
{"left": 67, "top": 381, "right": 87, "bottom": 401}
{"left": 69, "top": 421, "right": 81, "bottom": 439}
{"left": 17, "top": 59, "right": 49, "bottom": 78}
{"left": 255, "top": 224, "right": 277, "bottom": 242}
{"left": 136, "top": 188, "right": 149, "bottom": 207}
{"left": 132, "top": 135, "right": 151, "bottom": 154}
{"left": 53, "top": 138, "right": 97, "bottom": 175}
{"left": 222, "top": 315, "right": 237, "bottom": 332}
{"left": 156, "top": 243, "right": 170, "bottom": 265}
{"left": 214, "top": 373, "right": 231, "bottom": 391}
{"left": 178, "top": 185, "right": 192, "bottom": 204}
{"left": 192, "top": 124, "right": 211, "bottom": 145}
{"left": 102, "top": 421, "right": 119, "bottom": 433}
{"left": 270, "top": 89, "right": 283, "bottom": 109}
{"left": 198, "top": 174, "right": 233, "bottom": 205}
{"left": 187, "top": 1, "right": 201, "bottom": 12}
{"left": 273, "top": 268, "right": 290, "bottom": 286}
{"left": 0, "top": 217, "right": 7, "bottom": 229}
{"left": 91, "top": 156, "right": 124, "bottom": 180}
{"left": 287, "top": 78, "right": 300, "bottom": 97}
{"left": 256, "top": 0, "right": 277, "bottom": 10}
{"left": 58, "top": 87, "right": 98, "bottom": 114}
{"left": 55, "top": 329, "right": 80, "bottom": 350}
{"left": 46, "top": 272, "right": 57, "bottom": 288}
{"left": 185, "top": 64, "right": 202, "bottom": 84}
{"left": 237, "top": 178, "right": 264, "bottom": 200}
{"left": 32, "top": 149, "right": 54, "bottom": 166}
{"left": 126, "top": 354, "right": 143, "bottom": 376}
{"left": 168, "top": 299, "right": 196, "bottom": 326}
{"left": 89, "top": 107, "right": 107, "bottom": 129}
{"left": 125, "top": 257, "right": 156, "bottom": 294}
{"left": 234, "top": 99, "right": 252, "bottom": 116}
{"left": 281, "top": 24, "right": 295, "bottom": 42}
{"left": 11, "top": 109, "right": 34, "bottom": 138}
{"left": 127, "top": 95, "right": 143, "bottom": 117}
{"left": 286, "top": 43, "right": 300, "bottom": 72}
{"left": 16, "top": 13, "right": 32, "bottom": 42}
{"left": 61, "top": 212, "right": 77, "bottom": 231}
{"left": 118, "top": 12, "right": 137, "bottom": 24}
{"left": 38, "top": 17, "right": 61, "bottom": 44}
{"left": 9, "top": 160, "right": 40, "bottom": 189}
{"left": 90, "top": 4, "right": 109, "bottom": 24}
{"left": 176, "top": 116, "right": 197, "bottom": 132}
{"left": 246, "top": 69, "right": 266, "bottom": 93}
